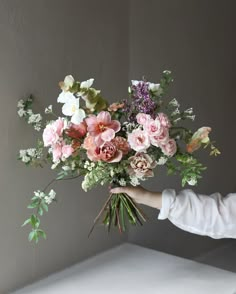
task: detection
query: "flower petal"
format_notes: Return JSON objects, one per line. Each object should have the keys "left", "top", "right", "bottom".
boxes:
{"left": 109, "top": 120, "right": 121, "bottom": 132}
{"left": 101, "top": 129, "right": 115, "bottom": 142}
{"left": 71, "top": 109, "right": 86, "bottom": 124}
{"left": 80, "top": 78, "right": 94, "bottom": 89}
{"left": 108, "top": 150, "right": 123, "bottom": 163}
{"left": 97, "top": 111, "right": 111, "bottom": 125}
{"left": 57, "top": 91, "right": 74, "bottom": 103}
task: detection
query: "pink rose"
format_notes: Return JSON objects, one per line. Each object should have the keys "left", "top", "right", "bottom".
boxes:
{"left": 161, "top": 139, "right": 177, "bottom": 157}
{"left": 150, "top": 127, "right": 169, "bottom": 147}
{"left": 128, "top": 129, "right": 150, "bottom": 152}
{"left": 158, "top": 113, "right": 171, "bottom": 128}
{"left": 128, "top": 152, "right": 157, "bottom": 178}
{"left": 136, "top": 113, "right": 151, "bottom": 125}
{"left": 144, "top": 118, "right": 163, "bottom": 137}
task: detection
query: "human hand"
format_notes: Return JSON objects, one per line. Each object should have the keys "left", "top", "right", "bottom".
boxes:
{"left": 110, "top": 186, "right": 162, "bottom": 210}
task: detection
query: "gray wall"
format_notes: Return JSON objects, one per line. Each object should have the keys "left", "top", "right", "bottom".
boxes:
{"left": 0, "top": 1, "right": 128, "bottom": 293}
{"left": 0, "top": 0, "right": 235, "bottom": 293}
{"left": 128, "top": 0, "right": 236, "bottom": 258}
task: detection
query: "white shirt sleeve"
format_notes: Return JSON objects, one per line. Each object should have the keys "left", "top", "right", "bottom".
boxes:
{"left": 158, "top": 189, "right": 236, "bottom": 239}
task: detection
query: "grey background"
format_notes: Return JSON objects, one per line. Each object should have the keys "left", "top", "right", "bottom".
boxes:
{"left": 0, "top": 0, "right": 235, "bottom": 293}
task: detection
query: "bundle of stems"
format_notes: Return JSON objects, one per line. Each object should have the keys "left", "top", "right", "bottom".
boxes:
{"left": 88, "top": 192, "right": 147, "bottom": 237}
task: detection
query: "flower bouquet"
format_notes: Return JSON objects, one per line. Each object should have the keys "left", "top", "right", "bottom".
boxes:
{"left": 18, "top": 70, "right": 220, "bottom": 242}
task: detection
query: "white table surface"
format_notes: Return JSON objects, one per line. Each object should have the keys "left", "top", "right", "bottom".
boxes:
{"left": 14, "top": 243, "right": 236, "bottom": 294}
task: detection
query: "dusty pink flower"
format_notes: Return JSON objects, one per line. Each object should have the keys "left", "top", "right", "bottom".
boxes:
{"left": 108, "top": 102, "right": 124, "bottom": 112}
{"left": 112, "top": 136, "right": 130, "bottom": 155}
{"left": 150, "top": 127, "right": 169, "bottom": 147}
{"left": 62, "top": 145, "right": 74, "bottom": 159}
{"left": 43, "top": 118, "right": 65, "bottom": 147}
{"left": 128, "top": 129, "right": 150, "bottom": 152}
{"left": 83, "top": 135, "right": 96, "bottom": 150}
{"left": 86, "top": 141, "right": 122, "bottom": 163}
{"left": 52, "top": 143, "right": 62, "bottom": 162}
{"left": 66, "top": 121, "right": 87, "bottom": 139}
{"left": 128, "top": 152, "right": 157, "bottom": 178}
{"left": 186, "top": 127, "right": 211, "bottom": 153}
{"left": 161, "top": 139, "right": 177, "bottom": 157}
{"left": 158, "top": 113, "right": 171, "bottom": 128}
{"left": 85, "top": 111, "right": 120, "bottom": 146}
{"left": 144, "top": 118, "right": 163, "bottom": 137}
{"left": 136, "top": 113, "right": 151, "bottom": 125}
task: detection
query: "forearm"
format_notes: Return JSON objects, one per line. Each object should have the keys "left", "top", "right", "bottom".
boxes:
{"left": 141, "top": 191, "right": 162, "bottom": 210}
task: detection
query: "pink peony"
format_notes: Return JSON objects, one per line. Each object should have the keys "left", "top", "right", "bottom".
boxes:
{"left": 161, "top": 139, "right": 177, "bottom": 157}
{"left": 111, "top": 136, "right": 130, "bottom": 155}
{"left": 43, "top": 118, "right": 65, "bottom": 147}
{"left": 158, "top": 113, "right": 171, "bottom": 128}
{"left": 86, "top": 141, "right": 122, "bottom": 163}
{"left": 128, "top": 129, "right": 150, "bottom": 152}
{"left": 136, "top": 113, "right": 151, "bottom": 125}
{"left": 128, "top": 152, "right": 157, "bottom": 178}
{"left": 85, "top": 111, "right": 120, "bottom": 146}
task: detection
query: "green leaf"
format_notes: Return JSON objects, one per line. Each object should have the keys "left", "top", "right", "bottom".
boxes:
{"left": 28, "top": 231, "right": 35, "bottom": 242}
{"left": 22, "top": 218, "right": 31, "bottom": 227}
{"left": 41, "top": 201, "right": 48, "bottom": 212}
{"left": 37, "top": 230, "right": 47, "bottom": 240}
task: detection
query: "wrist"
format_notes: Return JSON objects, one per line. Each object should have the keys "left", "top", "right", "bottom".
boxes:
{"left": 143, "top": 191, "right": 162, "bottom": 210}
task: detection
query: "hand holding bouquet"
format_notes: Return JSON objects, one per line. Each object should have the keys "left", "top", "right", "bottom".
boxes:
{"left": 18, "top": 71, "right": 220, "bottom": 242}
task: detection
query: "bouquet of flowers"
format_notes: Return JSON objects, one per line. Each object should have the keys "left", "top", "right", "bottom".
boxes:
{"left": 18, "top": 70, "right": 220, "bottom": 242}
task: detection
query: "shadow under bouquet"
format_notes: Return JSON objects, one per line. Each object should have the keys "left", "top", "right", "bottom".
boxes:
{"left": 18, "top": 70, "right": 220, "bottom": 242}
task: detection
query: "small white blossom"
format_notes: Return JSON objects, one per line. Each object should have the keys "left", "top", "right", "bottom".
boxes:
{"left": 17, "top": 99, "right": 25, "bottom": 108}
{"left": 45, "top": 105, "right": 53, "bottom": 114}
{"left": 28, "top": 113, "right": 42, "bottom": 124}
{"left": 171, "top": 108, "right": 180, "bottom": 116}
{"left": 19, "top": 150, "right": 27, "bottom": 157}
{"left": 186, "top": 115, "right": 196, "bottom": 121}
{"left": 44, "top": 196, "right": 52, "bottom": 204}
{"left": 48, "top": 189, "right": 56, "bottom": 200}
{"left": 21, "top": 156, "right": 30, "bottom": 163}
{"left": 62, "top": 165, "right": 70, "bottom": 171}
{"left": 187, "top": 177, "right": 197, "bottom": 186}
{"left": 51, "top": 161, "right": 60, "bottom": 169}
{"left": 18, "top": 108, "right": 26, "bottom": 117}
{"left": 27, "top": 148, "right": 37, "bottom": 157}
{"left": 34, "top": 190, "right": 45, "bottom": 199}
{"left": 130, "top": 176, "right": 140, "bottom": 186}
{"left": 169, "top": 98, "right": 180, "bottom": 108}
{"left": 157, "top": 157, "right": 168, "bottom": 165}
{"left": 184, "top": 108, "right": 193, "bottom": 115}
{"left": 119, "top": 178, "right": 126, "bottom": 186}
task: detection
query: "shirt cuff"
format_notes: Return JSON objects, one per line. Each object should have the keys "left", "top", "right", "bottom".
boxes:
{"left": 158, "top": 189, "right": 176, "bottom": 220}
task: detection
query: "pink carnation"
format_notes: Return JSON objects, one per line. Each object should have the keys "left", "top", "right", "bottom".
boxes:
{"left": 161, "top": 139, "right": 177, "bottom": 157}
{"left": 43, "top": 118, "right": 65, "bottom": 147}
{"left": 85, "top": 111, "right": 120, "bottom": 146}
{"left": 128, "top": 129, "right": 150, "bottom": 152}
